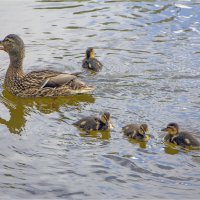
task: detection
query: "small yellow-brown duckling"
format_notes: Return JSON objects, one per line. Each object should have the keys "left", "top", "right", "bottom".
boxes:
{"left": 73, "top": 112, "right": 113, "bottom": 132}
{"left": 82, "top": 47, "right": 103, "bottom": 72}
{"left": 122, "top": 123, "right": 150, "bottom": 142}
{"left": 0, "top": 34, "right": 94, "bottom": 98}
{"left": 161, "top": 123, "right": 200, "bottom": 148}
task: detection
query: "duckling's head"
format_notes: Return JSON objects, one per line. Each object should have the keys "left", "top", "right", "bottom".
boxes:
{"left": 0, "top": 34, "right": 25, "bottom": 60}
{"left": 161, "top": 123, "right": 179, "bottom": 135}
{"left": 101, "top": 112, "right": 113, "bottom": 129}
{"left": 138, "top": 124, "right": 148, "bottom": 136}
{"left": 86, "top": 47, "right": 95, "bottom": 59}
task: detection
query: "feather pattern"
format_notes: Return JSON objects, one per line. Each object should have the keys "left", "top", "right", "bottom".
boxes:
{"left": 122, "top": 123, "right": 149, "bottom": 142}
{"left": 5, "top": 69, "right": 94, "bottom": 98}
{"left": 73, "top": 113, "right": 111, "bottom": 132}
{"left": 164, "top": 131, "right": 200, "bottom": 147}
{"left": 82, "top": 58, "right": 103, "bottom": 72}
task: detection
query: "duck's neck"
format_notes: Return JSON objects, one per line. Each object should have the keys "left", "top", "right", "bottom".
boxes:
{"left": 10, "top": 52, "right": 24, "bottom": 68}
{"left": 5, "top": 54, "right": 25, "bottom": 87}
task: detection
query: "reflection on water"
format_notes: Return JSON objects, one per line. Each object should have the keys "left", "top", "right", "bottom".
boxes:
{"left": 0, "top": 0, "right": 200, "bottom": 199}
{"left": 79, "top": 130, "right": 111, "bottom": 140}
{"left": 164, "top": 144, "right": 181, "bottom": 155}
{"left": 127, "top": 138, "right": 148, "bottom": 149}
{"left": 0, "top": 89, "right": 95, "bottom": 134}
{"left": 0, "top": 93, "right": 27, "bottom": 134}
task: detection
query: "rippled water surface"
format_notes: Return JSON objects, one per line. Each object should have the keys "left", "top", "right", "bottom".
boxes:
{"left": 0, "top": 0, "right": 200, "bottom": 199}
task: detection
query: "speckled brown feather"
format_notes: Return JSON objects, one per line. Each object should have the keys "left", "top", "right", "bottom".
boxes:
{"left": 4, "top": 69, "right": 93, "bottom": 98}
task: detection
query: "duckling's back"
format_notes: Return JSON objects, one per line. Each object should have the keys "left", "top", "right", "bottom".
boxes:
{"left": 122, "top": 124, "right": 140, "bottom": 136}
{"left": 171, "top": 131, "right": 200, "bottom": 147}
{"left": 82, "top": 58, "right": 103, "bottom": 72}
{"left": 73, "top": 116, "right": 99, "bottom": 131}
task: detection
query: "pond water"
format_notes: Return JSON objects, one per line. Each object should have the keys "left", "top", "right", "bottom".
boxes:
{"left": 0, "top": 0, "right": 200, "bottom": 199}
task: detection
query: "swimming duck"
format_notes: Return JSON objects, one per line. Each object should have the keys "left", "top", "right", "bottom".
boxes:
{"left": 73, "top": 112, "right": 112, "bottom": 132}
{"left": 161, "top": 123, "right": 200, "bottom": 148}
{"left": 0, "top": 34, "right": 94, "bottom": 98}
{"left": 122, "top": 123, "right": 150, "bottom": 142}
{"left": 82, "top": 47, "right": 103, "bottom": 72}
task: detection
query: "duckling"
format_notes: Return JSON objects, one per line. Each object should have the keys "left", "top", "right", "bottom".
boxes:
{"left": 122, "top": 123, "right": 150, "bottom": 142}
{"left": 82, "top": 47, "right": 103, "bottom": 72}
{"left": 161, "top": 123, "right": 200, "bottom": 148}
{"left": 0, "top": 34, "right": 94, "bottom": 98}
{"left": 73, "top": 112, "right": 112, "bottom": 132}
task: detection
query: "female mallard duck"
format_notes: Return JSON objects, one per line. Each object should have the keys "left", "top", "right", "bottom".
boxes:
{"left": 0, "top": 34, "right": 94, "bottom": 98}
{"left": 161, "top": 123, "right": 200, "bottom": 148}
{"left": 73, "top": 112, "right": 113, "bottom": 132}
{"left": 122, "top": 123, "right": 150, "bottom": 142}
{"left": 82, "top": 47, "right": 103, "bottom": 72}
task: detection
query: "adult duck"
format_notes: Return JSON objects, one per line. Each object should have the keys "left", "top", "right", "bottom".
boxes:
{"left": 0, "top": 34, "right": 94, "bottom": 98}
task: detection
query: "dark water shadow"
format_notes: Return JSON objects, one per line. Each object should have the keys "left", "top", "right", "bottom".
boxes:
{"left": 0, "top": 89, "right": 95, "bottom": 135}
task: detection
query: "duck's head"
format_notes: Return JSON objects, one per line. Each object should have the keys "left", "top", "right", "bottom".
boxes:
{"left": 86, "top": 47, "right": 95, "bottom": 59}
{"left": 138, "top": 124, "right": 148, "bottom": 136}
{"left": 161, "top": 123, "right": 179, "bottom": 135}
{"left": 101, "top": 112, "right": 113, "bottom": 129}
{"left": 0, "top": 34, "right": 25, "bottom": 60}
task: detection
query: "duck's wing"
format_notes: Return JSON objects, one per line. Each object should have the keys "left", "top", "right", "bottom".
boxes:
{"left": 22, "top": 70, "right": 80, "bottom": 88}
{"left": 41, "top": 73, "right": 77, "bottom": 88}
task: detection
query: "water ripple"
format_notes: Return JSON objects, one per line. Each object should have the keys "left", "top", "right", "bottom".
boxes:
{"left": 1, "top": 0, "right": 200, "bottom": 199}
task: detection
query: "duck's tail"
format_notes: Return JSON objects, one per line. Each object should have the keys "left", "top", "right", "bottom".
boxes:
{"left": 71, "top": 85, "right": 95, "bottom": 94}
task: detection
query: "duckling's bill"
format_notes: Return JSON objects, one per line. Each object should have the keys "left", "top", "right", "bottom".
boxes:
{"left": 143, "top": 135, "right": 150, "bottom": 142}
{"left": 0, "top": 41, "right": 4, "bottom": 50}
{"left": 109, "top": 123, "right": 114, "bottom": 129}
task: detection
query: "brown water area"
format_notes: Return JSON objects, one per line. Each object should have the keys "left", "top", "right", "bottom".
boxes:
{"left": 0, "top": 0, "right": 200, "bottom": 199}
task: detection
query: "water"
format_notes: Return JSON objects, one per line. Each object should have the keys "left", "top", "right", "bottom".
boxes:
{"left": 0, "top": 0, "right": 200, "bottom": 199}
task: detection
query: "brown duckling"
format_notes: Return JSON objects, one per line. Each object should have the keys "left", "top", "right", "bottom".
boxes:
{"left": 82, "top": 47, "right": 103, "bottom": 72}
{"left": 73, "top": 112, "right": 113, "bottom": 132}
{"left": 0, "top": 34, "right": 94, "bottom": 98}
{"left": 161, "top": 123, "right": 200, "bottom": 148}
{"left": 122, "top": 123, "right": 150, "bottom": 142}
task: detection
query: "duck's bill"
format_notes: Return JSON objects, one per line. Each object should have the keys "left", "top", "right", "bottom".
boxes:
{"left": 161, "top": 128, "right": 167, "bottom": 131}
{"left": 0, "top": 41, "right": 4, "bottom": 50}
{"left": 109, "top": 123, "right": 114, "bottom": 129}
